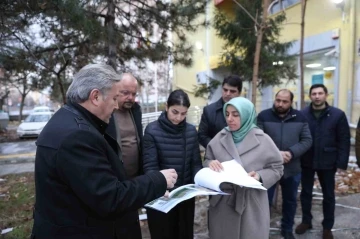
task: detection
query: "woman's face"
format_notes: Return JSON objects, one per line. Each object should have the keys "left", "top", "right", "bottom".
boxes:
{"left": 166, "top": 104, "right": 188, "bottom": 125}
{"left": 225, "top": 105, "right": 241, "bottom": 131}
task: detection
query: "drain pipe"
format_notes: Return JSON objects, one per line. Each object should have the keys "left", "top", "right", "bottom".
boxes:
{"left": 347, "top": 0, "right": 356, "bottom": 122}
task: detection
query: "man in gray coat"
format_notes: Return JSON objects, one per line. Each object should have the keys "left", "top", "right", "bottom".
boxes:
{"left": 257, "top": 89, "right": 312, "bottom": 239}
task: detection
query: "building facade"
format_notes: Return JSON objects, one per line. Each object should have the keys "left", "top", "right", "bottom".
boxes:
{"left": 173, "top": 0, "right": 360, "bottom": 126}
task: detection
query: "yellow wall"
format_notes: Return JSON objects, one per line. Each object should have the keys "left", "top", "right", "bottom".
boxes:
{"left": 173, "top": 1, "right": 235, "bottom": 107}
{"left": 275, "top": 0, "right": 358, "bottom": 123}
{"left": 173, "top": 0, "right": 359, "bottom": 121}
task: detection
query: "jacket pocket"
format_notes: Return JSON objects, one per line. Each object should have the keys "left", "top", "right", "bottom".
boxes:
{"left": 322, "top": 147, "right": 337, "bottom": 168}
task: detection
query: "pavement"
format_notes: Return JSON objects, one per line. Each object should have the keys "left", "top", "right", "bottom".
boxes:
{"left": 0, "top": 141, "right": 360, "bottom": 238}
{"left": 0, "top": 140, "right": 36, "bottom": 166}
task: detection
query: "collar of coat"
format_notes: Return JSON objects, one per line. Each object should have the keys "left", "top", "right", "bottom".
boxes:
{"left": 215, "top": 97, "right": 225, "bottom": 111}
{"left": 218, "top": 128, "right": 262, "bottom": 161}
{"left": 67, "top": 101, "right": 108, "bottom": 135}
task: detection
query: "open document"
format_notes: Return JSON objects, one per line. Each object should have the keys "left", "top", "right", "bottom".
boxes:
{"left": 145, "top": 160, "right": 266, "bottom": 213}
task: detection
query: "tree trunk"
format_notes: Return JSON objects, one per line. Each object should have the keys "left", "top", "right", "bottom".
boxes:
{"left": 251, "top": 0, "right": 270, "bottom": 104}
{"left": 299, "top": 0, "right": 307, "bottom": 109}
{"left": 19, "top": 92, "right": 26, "bottom": 122}
{"left": 106, "top": 0, "right": 117, "bottom": 69}
{"left": 0, "top": 90, "right": 10, "bottom": 111}
{"left": 57, "top": 74, "right": 66, "bottom": 104}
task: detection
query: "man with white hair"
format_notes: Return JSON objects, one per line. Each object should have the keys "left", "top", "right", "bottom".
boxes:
{"left": 31, "top": 64, "right": 177, "bottom": 239}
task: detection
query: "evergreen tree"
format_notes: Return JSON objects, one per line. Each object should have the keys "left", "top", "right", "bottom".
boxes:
{"left": 209, "top": 0, "right": 297, "bottom": 95}
{"left": 1, "top": 0, "right": 208, "bottom": 103}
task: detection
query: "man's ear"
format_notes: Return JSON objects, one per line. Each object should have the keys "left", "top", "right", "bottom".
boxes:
{"left": 89, "top": 89, "right": 101, "bottom": 106}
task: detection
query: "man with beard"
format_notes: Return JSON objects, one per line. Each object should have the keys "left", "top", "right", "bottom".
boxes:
{"left": 295, "top": 84, "right": 350, "bottom": 239}
{"left": 257, "top": 89, "right": 312, "bottom": 239}
{"left": 107, "top": 73, "right": 143, "bottom": 179}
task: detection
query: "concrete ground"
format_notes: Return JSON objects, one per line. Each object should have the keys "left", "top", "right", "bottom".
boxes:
{"left": 1, "top": 142, "right": 359, "bottom": 239}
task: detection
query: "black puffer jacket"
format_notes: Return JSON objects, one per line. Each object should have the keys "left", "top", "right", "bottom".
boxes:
{"left": 143, "top": 112, "right": 202, "bottom": 187}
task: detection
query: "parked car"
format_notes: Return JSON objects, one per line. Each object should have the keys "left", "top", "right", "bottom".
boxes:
{"left": 32, "top": 106, "right": 54, "bottom": 113}
{"left": 17, "top": 112, "right": 53, "bottom": 138}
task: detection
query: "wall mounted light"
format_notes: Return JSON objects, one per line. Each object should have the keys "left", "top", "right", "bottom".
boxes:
{"left": 323, "top": 66, "right": 336, "bottom": 71}
{"left": 195, "top": 41, "right": 203, "bottom": 51}
{"left": 306, "top": 63, "right": 321, "bottom": 68}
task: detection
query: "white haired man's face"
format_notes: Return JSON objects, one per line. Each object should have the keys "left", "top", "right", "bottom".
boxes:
{"left": 97, "top": 82, "right": 121, "bottom": 123}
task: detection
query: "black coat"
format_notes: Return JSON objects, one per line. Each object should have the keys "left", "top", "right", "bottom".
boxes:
{"left": 198, "top": 98, "right": 227, "bottom": 148}
{"left": 32, "top": 103, "right": 167, "bottom": 239}
{"left": 257, "top": 107, "right": 312, "bottom": 178}
{"left": 106, "top": 102, "right": 143, "bottom": 175}
{"left": 143, "top": 112, "right": 202, "bottom": 187}
{"left": 301, "top": 103, "right": 350, "bottom": 170}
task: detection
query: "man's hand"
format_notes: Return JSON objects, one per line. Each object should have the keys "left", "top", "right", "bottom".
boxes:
{"left": 208, "top": 160, "right": 224, "bottom": 172}
{"left": 248, "top": 171, "right": 260, "bottom": 181}
{"left": 163, "top": 190, "right": 170, "bottom": 198}
{"left": 160, "top": 169, "right": 178, "bottom": 189}
{"left": 280, "top": 151, "right": 292, "bottom": 163}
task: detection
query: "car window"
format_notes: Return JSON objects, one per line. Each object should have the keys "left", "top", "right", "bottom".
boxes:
{"left": 25, "top": 114, "right": 51, "bottom": 122}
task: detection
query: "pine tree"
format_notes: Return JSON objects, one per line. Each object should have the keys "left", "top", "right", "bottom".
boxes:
{"left": 209, "top": 0, "right": 297, "bottom": 97}
{"left": 0, "top": 0, "right": 208, "bottom": 103}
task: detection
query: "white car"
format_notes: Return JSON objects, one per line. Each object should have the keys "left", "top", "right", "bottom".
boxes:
{"left": 17, "top": 112, "right": 53, "bottom": 138}
{"left": 32, "top": 106, "right": 54, "bottom": 113}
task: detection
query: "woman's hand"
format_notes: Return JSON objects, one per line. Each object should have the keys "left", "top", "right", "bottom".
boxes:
{"left": 208, "top": 160, "right": 224, "bottom": 172}
{"left": 248, "top": 171, "right": 260, "bottom": 181}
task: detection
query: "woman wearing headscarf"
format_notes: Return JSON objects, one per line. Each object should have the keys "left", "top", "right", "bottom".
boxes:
{"left": 204, "top": 97, "right": 283, "bottom": 239}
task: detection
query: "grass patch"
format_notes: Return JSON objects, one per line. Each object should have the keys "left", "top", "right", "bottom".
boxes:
{"left": 0, "top": 173, "right": 35, "bottom": 239}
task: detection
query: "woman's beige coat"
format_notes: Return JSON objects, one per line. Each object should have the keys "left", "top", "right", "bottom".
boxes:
{"left": 204, "top": 128, "right": 283, "bottom": 239}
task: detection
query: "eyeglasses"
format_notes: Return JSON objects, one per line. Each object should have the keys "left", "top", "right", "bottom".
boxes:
{"left": 120, "top": 90, "right": 138, "bottom": 98}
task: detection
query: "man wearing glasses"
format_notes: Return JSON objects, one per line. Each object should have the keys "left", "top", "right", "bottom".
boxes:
{"left": 107, "top": 73, "right": 143, "bottom": 179}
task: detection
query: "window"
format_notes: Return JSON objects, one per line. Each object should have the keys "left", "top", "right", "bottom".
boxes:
{"left": 269, "top": 0, "right": 301, "bottom": 15}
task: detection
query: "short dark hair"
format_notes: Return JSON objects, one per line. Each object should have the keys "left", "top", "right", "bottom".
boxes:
{"left": 167, "top": 89, "right": 191, "bottom": 108}
{"left": 222, "top": 75, "right": 243, "bottom": 93}
{"left": 309, "top": 84, "right": 328, "bottom": 95}
{"left": 275, "top": 89, "right": 294, "bottom": 102}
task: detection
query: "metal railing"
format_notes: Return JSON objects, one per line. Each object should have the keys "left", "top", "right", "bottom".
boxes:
{"left": 142, "top": 106, "right": 204, "bottom": 131}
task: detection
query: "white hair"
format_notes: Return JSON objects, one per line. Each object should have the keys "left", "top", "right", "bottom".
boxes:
{"left": 66, "top": 64, "right": 121, "bottom": 103}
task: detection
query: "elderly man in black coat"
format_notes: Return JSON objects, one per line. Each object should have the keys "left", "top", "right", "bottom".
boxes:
{"left": 31, "top": 64, "right": 177, "bottom": 239}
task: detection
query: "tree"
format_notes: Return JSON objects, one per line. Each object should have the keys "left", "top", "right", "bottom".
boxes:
{"left": 206, "top": 0, "right": 297, "bottom": 102}
{"left": 299, "top": 0, "right": 307, "bottom": 109}
{"left": 1, "top": 0, "right": 208, "bottom": 103}
{"left": 1, "top": 54, "right": 45, "bottom": 121}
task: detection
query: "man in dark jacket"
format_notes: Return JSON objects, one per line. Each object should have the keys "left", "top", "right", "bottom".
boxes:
{"left": 258, "top": 89, "right": 312, "bottom": 239}
{"left": 295, "top": 84, "right": 350, "bottom": 239}
{"left": 31, "top": 64, "right": 178, "bottom": 239}
{"left": 355, "top": 118, "right": 360, "bottom": 167}
{"left": 198, "top": 75, "right": 243, "bottom": 148}
{"left": 107, "top": 73, "right": 143, "bottom": 178}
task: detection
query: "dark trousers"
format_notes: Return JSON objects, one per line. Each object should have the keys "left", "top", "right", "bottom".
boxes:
{"left": 300, "top": 168, "right": 336, "bottom": 229}
{"left": 268, "top": 173, "right": 301, "bottom": 232}
{"left": 147, "top": 198, "right": 195, "bottom": 239}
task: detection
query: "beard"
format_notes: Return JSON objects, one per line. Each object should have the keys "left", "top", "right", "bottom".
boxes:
{"left": 274, "top": 105, "right": 289, "bottom": 114}
{"left": 122, "top": 101, "right": 134, "bottom": 109}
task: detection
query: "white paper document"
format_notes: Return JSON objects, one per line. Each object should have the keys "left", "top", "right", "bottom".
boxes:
{"left": 145, "top": 160, "right": 266, "bottom": 213}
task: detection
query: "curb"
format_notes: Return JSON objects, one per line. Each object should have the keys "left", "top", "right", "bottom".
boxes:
{"left": 0, "top": 157, "right": 35, "bottom": 165}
